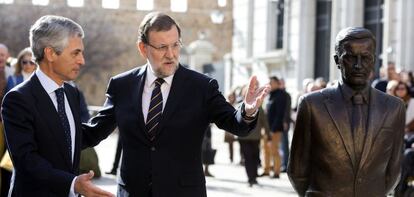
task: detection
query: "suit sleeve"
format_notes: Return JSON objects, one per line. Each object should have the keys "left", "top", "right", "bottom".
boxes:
{"left": 82, "top": 78, "right": 118, "bottom": 148}
{"left": 287, "top": 96, "right": 311, "bottom": 196}
{"left": 2, "top": 91, "right": 75, "bottom": 194}
{"left": 206, "top": 79, "right": 256, "bottom": 137}
{"left": 385, "top": 102, "right": 406, "bottom": 193}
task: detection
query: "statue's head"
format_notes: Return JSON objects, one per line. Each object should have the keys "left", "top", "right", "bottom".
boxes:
{"left": 334, "top": 27, "right": 376, "bottom": 90}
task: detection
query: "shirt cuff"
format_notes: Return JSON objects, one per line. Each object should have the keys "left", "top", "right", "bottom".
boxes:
{"left": 69, "top": 176, "right": 78, "bottom": 197}
{"left": 242, "top": 108, "right": 258, "bottom": 123}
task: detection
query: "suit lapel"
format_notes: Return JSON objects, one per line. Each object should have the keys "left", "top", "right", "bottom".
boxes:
{"left": 358, "top": 88, "right": 388, "bottom": 170}
{"left": 323, "top": 85, "right": 357, "bottom": 169}
{"left": 30, "top": 75, "right": 72, "bottom": 169}
{"left": 156, "top": 65, "right": 187, "bottom": 140}
{"left": 133, "top": 67, "right": 152, "bottom": 145}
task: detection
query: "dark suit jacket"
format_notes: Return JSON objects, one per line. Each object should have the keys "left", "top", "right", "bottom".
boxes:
{"left": 83, "top": 65, "right": 256, "bottom": 197}
{"left": 1, "top": 75, "right": 83, "bottom": 197}
{"left": 266, "top": 89, "right": 289, "bottom": 132}
{"left": 288, "top": 83, "right": 405, "bottom": 197}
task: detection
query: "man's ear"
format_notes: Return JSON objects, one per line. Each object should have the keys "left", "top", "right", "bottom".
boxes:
{"left": 43, "top": 47, "right": 56, "bottom": 62}
{"left": 137, "top": 42, "right": 147, "bottom": 59}
{"left": 334, "top": 54, "right": 340, "bottom": 69}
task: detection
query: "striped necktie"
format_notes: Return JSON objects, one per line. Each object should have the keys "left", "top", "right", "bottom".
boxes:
{"left": 146, "top": 78, "right": 165, "bottom": 141}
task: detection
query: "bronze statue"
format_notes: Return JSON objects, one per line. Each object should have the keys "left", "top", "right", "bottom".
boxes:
{"left": 288, "top": 27, "right": 405, "bottom": 197}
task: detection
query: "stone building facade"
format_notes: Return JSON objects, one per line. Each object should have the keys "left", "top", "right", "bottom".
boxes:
{"left": 231, "top": 0, "right": 414, "bottom": 103}
{"left": 0, "top": 0, "right": 233, "bottom": 105}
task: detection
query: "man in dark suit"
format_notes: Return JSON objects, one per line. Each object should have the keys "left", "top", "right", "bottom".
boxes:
{"left": 1, "top": 15, "right": 114, "bottom": 197}
{"left": 82, "top": 12, "right": 270, "bottom": 197}
{"left": 288, "top": 27, "right": 405, "bottom": 197}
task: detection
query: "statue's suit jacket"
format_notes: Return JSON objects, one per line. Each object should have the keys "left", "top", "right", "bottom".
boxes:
{"left": 82, "top": 64, "right": 256, "bottom": 197}
{"left": 288, "top": 83, "right": 405, "bottom": 197}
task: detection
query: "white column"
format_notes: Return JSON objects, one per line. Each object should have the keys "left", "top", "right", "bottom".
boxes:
{"left": 396, "top": 0, "right": 414, "bottom": 70}
{"left": 329, "top": 0, "right": 364, "bottom": 81}
{"left": 294, "top": 0, "right": 316, "bottom": 90}
{"left": 383, "top": 0, "right": 398, "bottom": 65}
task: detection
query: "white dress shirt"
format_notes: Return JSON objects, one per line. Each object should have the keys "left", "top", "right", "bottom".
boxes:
{"left": 35, "top": 69, "right": 77, "bottom": 197}
{"left": 142, "top": 64, "right": 174, "bottom": 122}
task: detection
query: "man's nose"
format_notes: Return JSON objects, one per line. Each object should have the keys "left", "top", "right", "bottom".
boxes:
{"left": 353, "top": 55, "right": 362, "bottom": 69}
{"left": 78, "top": 53, "right": 85, "bottom": 66}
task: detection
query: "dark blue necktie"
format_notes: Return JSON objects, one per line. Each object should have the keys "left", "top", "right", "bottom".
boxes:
{"left": 146, "top": 78, "right": 165, "bottom": 141}
{"left": 55, "top": 88, "right": 72, "bottom": 162}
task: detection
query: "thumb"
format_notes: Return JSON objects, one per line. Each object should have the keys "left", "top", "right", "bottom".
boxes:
{"left": 87, "top": 170, "right": 95, "bottom": 180}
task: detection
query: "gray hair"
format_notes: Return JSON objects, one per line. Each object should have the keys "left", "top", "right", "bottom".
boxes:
{"left": 334, "top": 27, "right": 376, "bottom": 56}
{"left": 0, "top": 43, "right": 8, "bottom": 52}
{"left": 30, "top": 15, "right": 84, "bottom": 63}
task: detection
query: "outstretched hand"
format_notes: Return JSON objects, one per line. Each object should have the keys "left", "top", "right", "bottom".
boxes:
{"left": 75, "top": 170, "right": 115, "bottom": 197}
{"left": 244, "top": 76, "right": 270, "bottom": 116}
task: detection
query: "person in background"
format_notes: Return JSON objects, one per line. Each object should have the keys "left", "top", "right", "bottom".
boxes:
{"left": 238, "top": 85, "right": 271, "bottom": 187}
{"left": 1, "top": 47, "right": 37, "bottom": 196}
{"left": 224, "top": 90, "right": 237, "bottom": 163}
{"left": 264, "top": 76, "right": 289, "bottom": 179}
{"left": 386, "top": 80, "right": 399, "bottom": 96}
{"left": 6, "top": 47, "right": 37, "bottom": 92}
{"left": 278, "top": 78, "right": 292, "bottom": 173}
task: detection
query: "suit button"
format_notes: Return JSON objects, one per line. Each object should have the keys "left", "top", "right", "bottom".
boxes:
{"left": 357, "top": 178, "right": 362, "bottom": 183}
{"left": 151, "top": 147, "right": 156, "bottom": 151}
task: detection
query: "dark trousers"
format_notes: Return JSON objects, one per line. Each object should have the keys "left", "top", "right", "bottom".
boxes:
{"left": 396, "top": 149, "right": 414, "bottom": 196}
{"left": 239, "top": 140, "right": 260, "bottom": 183}
{"left": 280, "top": 130, "right": 290, "bottom": 169}
{"left": 110, "top": 137, "right": 122, "bottom": 172}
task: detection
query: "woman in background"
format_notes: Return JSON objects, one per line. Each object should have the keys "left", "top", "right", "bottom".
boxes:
{"left": 6, "top": 47, "right": 36, "bottom": 92}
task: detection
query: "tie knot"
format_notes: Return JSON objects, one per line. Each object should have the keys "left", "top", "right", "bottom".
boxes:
{"left": 352, "top": 94, "right": 364, "bottom": 105}
{"left": 55, "top": 88, "right": 64, "bottom": 98}
{"left": 154, "top": 78, "right": 165, "bottom": 87}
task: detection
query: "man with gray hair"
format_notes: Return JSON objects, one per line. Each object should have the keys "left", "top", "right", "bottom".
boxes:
{"left": 1, "top": 15, "right": 114, "bottom": 197}
{"left": 288, "top": 27, "right": 405, "bottom": 196}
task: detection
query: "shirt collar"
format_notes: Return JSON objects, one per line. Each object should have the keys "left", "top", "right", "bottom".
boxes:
{"left": 36, "top": 68, "right": 63, "bottom": 94}
{"left": 339, "top": 80, "right": 369, "bottom": 104}
{"left": 146, "top": 64, "right": 174, "bottom": 86}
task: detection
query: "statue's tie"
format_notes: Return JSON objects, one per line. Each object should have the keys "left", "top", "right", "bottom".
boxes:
{"left": 352, "top": 93, "right": 365, "bottom": 164}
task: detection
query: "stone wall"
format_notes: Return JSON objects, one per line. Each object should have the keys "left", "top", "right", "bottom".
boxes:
{"left": 0, "top": 0, "right": 232, "bottom": 105}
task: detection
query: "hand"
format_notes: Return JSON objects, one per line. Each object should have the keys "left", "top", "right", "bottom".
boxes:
{"left": 244, "top": 76, "right": 270, "bottom": 116}
{"left": 75, "top": 170, "right": 115, "bottom": 197}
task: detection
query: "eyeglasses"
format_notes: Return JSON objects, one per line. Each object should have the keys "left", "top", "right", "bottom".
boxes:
{"left": 21, "top": 60, "right": 36, "bottom": 65}
{"left": 340, "top": 54, "right": 375, "bottom": 66}
{"left": 146, "top": 41, "right": 183, "bottom": 53}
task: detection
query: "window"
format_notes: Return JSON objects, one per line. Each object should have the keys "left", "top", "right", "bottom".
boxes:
{"left": 171, "top": 0, "right": 187, "bottom": 13}
{"left": 364, "top": 0, "right": 384, "bottom": 78}
{"left": 0, "top": 0, "right": 13, "bottom": 4}
{"left": 32, "top": 0, "right": 48, "bottom": 6}
{"left": 314, "top": 0, "right": 332, "bottom": 79}
{"left": 67, "top": 0, "right": 83, "bottom": 7}
{"left": 218, "top": 0, "right": 226, "bottom": 7}
{"left": 102, "top": 0, "right": 119, "bottom": 9}
{"left": 276, "top": 0, "right": 284, "bottom": 49}
{"left": 137, "top": 0, "right": 153, "bottom": 10}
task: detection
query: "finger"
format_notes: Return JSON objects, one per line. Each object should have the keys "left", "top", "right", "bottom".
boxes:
{"left": 247, "top": 76, "right": 257, "bottom": 94}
